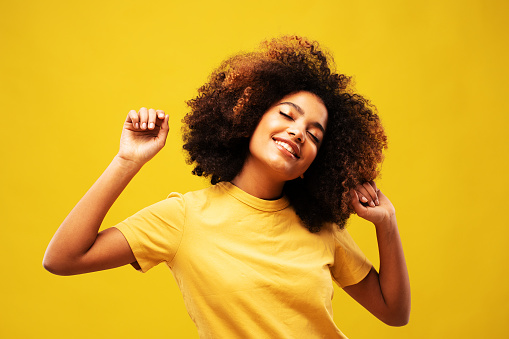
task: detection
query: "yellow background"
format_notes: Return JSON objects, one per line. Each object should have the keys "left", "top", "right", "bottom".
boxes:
{"left": 1, "top": 0, "right": 508, "bottom": 338}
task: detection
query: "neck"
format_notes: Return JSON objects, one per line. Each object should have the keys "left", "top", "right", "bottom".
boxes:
{"left": 231, "top": 159, "right": 285, "bottom": 200}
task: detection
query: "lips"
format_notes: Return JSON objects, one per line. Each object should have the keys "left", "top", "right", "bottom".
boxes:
{"left": 273, "top": 137, "right": 300, "bottom": 158}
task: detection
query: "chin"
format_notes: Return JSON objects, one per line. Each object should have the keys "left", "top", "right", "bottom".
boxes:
{"left": 270, "top": 166, "right": 301, "bottom": 183}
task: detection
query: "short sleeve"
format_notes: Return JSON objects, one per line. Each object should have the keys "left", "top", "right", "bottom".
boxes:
{"left": 330, "top": 228, "right": 372, "bottom": 288}
{"left": 114, "top": 192, "right": 185, "bottom": 273}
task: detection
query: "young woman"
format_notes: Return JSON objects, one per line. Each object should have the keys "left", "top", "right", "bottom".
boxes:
{"left": 44, "top": 36, "right": 410, "bottom": 338}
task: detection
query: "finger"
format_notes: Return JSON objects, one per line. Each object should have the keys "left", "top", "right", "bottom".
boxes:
{"left": 356, "top": 185, "right": 375, "bottom": 207}
{"left": 356, "top": 191, "right": 369, "bottom": 204}
{"left": 148, "top": 108, "right": 157, "bottom": 130}
{"left": 370, "top": 181, "right": 380, "bottom": 205}
{"left": 154, "top": 110, "right": 166, "bottom": 128}
{"left": 162, "top": 114, "right": 169, "bottom": 130}
{"left": 374, "top": 187, "right": 390, "bottom": 205}
{"left": 370, "top": 181, "right": 379, "bottom": 193}
{"left": 126, "top": 110, "right": 140, "bottom": 129}
{"left": 158, "top": 114, "right": 170, "bottom": 140}
{"left": 362, "top": 182, "right": 378, "bottom": 205}
{"left": 139, "top": 107, "right": 148, "bottom": 130}
{"left": 349, "top": 189, "right": 367, "bottom": 214}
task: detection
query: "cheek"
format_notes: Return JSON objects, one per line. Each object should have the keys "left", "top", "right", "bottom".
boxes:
{"left": 248, "top": 129, "right": 269, "bottom": 156}
{"left": 303, "top": 147, "right": 319, "bottom": 166}
{"left": 249, "top": 118, "right": 281, "bottom": 149}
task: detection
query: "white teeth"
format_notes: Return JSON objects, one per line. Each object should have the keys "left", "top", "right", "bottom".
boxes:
{"left": 275, "top": 140, "right": 296, "bottom": 156}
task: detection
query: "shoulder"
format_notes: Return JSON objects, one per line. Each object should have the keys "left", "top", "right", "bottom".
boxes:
{"left": 179, "top": 183, "right": 229, "bottom": 206}
{"left": 181, "top": 183, "right": 225, "bottom": 198}
{"left": 331, "top": 226, "right": 366, "bottom": 256}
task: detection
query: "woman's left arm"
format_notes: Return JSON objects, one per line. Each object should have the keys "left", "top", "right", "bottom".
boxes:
{"left": 343, "top": 182, "right": 411, "bottom": 326}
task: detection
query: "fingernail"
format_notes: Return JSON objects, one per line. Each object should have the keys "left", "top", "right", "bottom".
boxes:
{"left": 158, "top": 113, "right": 164, "bottom": 118}
{"left": 370, "top": 201, "right": 375, "bottom": 207}
{"left": 361, "top": 196, "right": 368, "bottom": 202}
{"left": 141, "top": 123, "right": 146, "bottom": 129}
{"left": 135, "top": 123, "right": 139, "bottom": 129}
{"left": 149, "top": 122, "right": 154, "bottom": 129}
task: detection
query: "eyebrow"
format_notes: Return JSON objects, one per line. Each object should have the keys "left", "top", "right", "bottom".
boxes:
{"left": 278, "top": 102, "right": 326, "bottom": 133}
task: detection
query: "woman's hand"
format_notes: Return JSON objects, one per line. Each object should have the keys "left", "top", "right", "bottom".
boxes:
{"left": 349, "top": 181, "right": 396, "bottom": 226}
{"left": 117, "top": 107, "right": 170, "bottom": 167}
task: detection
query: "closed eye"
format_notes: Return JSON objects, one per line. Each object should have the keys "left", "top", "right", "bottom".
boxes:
{"left": 307, "top": 131, "right": 320, "bottom": 144}
{"left": 280, "top": 111, "right": 294, "bottom": 120}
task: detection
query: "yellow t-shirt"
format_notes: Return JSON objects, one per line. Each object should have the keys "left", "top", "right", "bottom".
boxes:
{"left": 115, "top": 182, "right": 372, "bottom": 339}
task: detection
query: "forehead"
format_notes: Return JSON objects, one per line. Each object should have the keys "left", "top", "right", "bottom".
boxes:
{"left": 277, "top": 91, "right": 328, "bottom": 127}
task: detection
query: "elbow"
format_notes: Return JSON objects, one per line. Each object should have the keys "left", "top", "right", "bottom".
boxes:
{"left": 385, "top": 313, "right": 410, "bottom": 327}
{"left": 382, "top": 305, "right": 411, "bottom": 327}
{"left": 42, "top": 253, "right": 73, "bottom": 276}
{"left": 42, "top": 257, "right": 63, "bottom": 276}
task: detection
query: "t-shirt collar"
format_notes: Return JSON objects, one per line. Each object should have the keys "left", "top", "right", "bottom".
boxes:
{"left": 217, "top": 182, "right": 290, "bottom": 212}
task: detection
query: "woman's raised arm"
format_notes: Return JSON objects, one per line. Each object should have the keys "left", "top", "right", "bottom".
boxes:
{"left": 43, "top": 108, "right": 169, "bottom": 275}
{"left": 343, "top": 182, "right": 411, "bottom": 326}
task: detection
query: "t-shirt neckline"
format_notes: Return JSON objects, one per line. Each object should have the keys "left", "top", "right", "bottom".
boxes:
{"left": 217, "top": 182, "right": 290, "bottom": 212}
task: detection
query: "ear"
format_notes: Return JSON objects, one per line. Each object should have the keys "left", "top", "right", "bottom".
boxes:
{"left": 300, "top": 173, "right": 304, "bottom": 179}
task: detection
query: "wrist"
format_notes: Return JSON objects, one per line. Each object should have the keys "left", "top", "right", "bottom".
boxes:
{"left": 113, "top": 154, "right": 144, "bottom": 174}
{"left": 374, "top": 212, "right": 397, "bottom": 231}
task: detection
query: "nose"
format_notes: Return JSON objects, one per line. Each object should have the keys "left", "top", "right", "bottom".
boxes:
{"left": 287, "top": 126, "right": 305, "bottom": 143}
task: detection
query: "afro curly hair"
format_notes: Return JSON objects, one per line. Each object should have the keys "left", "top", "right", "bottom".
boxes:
{"left": 182, "top": 36, "right": 387, "bottom": 233}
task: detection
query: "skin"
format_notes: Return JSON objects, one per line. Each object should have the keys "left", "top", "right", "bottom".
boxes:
{"left": 43, "top": 92, "right": 410, "bottom": 326}
{"left": 345, "top": 184, "right": 411, "bottom": 326}
{"left": 43, "top": 108, "right": 167, "bottom": 275}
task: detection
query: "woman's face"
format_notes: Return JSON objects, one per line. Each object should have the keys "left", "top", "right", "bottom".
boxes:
{"left": 247, "top": 91, "right": 328, "bottom": 182}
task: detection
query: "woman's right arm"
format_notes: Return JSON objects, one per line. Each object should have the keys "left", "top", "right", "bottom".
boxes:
{"left": 43, "top": 108, "right": 169, "bottom": 276}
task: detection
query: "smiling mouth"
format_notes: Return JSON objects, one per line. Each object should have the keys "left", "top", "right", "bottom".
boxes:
{"left": 274, "top": 139, "right": 300, "bottom": 158}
